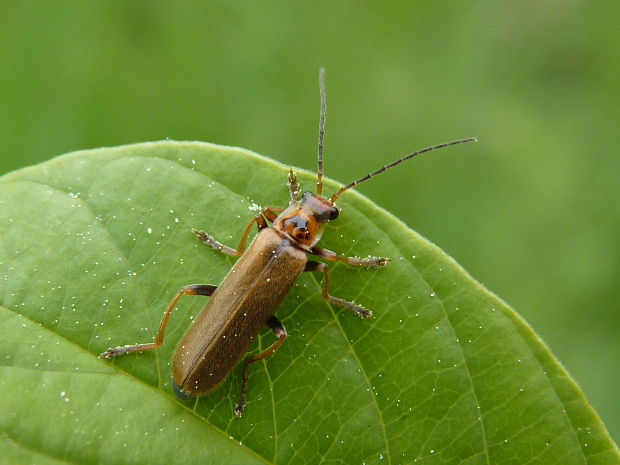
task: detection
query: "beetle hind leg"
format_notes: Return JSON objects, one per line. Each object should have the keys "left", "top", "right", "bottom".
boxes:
{"left": 235, "top": 316, "right": 287, "bottom": 418}
{"left": 99, "top": 284, "right": 217, "bottom": 359}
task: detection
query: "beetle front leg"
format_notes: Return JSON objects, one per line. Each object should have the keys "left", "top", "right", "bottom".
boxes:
{"left": 288, "top": 168, "right": 301, "bottom": 202}
{"left": 99, "top": 284, "right": 217, "bottom": 358}
{"left": 192, "top": 206, "right": 283, "bottom": 256}
{"left": 305, "top": 261, "right": 374, "bottom": 318}
{"left": 235, "top": 315, "right": 287, "bottom": 418}
{"left": 311, "top": 246, "right": 390, "bottom": 267}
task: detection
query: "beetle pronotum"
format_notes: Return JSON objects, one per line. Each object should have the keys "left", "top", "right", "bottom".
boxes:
{"left": 100, "top": 69, "right": 476, "bottom": 417}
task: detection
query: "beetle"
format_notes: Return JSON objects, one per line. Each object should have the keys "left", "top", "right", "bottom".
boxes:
{"left": 100, "top": 68, "right": 476, "bottom": 417}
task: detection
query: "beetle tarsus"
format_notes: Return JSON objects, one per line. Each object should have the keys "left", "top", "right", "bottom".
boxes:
{"left": 346, "top": 256, "right": 390, "bottom": 267}
{"left": 288, "top": 168, "right": 300, "bottom": 202}
{"left": 99, "top": 346, "right": 131, "bottom": 358}
{"left": 330, "top": 295, "right": 375, "bottom": 319}
{"left": 366, "top": 257, "right": 390, "bottom": 267}
{"left": 310, "top": 247, "right": 390, "bottom": 268}
{"left": 354, "top": 305, "right": 374, "bottom": 319}
{"left": 235, "top": 398, "right": 246, "bottom": 418}
{"left": 192, "top": 229, "right": 239, "bottom": 256}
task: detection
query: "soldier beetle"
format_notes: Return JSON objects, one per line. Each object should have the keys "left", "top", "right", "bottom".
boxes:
{"left": 100, "top": 69, "right": 476, "bottom": 417}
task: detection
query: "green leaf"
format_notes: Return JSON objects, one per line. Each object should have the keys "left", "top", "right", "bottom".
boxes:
{"left": 0, "top": 141, "right": 618, "bottom": 465}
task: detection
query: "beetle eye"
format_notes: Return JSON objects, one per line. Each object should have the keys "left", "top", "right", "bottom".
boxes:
{"left": 329, "top": 207, "right": 339, "bottom": 220}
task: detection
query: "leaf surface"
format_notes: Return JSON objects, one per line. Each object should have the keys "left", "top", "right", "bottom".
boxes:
{"left": 0, "top": 142, "right": 617, "bottom": 464}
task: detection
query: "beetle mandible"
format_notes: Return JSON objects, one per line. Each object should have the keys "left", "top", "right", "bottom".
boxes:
{"left": 100, "top": 68, "right": 476, "bottom": 417}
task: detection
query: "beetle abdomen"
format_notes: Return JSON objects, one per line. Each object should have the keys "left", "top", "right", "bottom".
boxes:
{"left": 172, "top": 228, "right": 307, "bottom": 395}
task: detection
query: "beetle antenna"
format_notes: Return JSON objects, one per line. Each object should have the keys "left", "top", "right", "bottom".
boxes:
{"left": 330, "top": 137, "right": 477, "bottom": 204}
{"left": 316, "top": 67, "right": 326, "bottom": 195}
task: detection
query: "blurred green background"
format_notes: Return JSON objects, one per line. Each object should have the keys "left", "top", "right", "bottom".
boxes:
{"left": 1, "top": 1, "right": 618, "bottom": 442}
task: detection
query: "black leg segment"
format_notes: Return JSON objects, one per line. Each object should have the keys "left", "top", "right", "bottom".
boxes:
{"left": 235, "top": 316, "right": 287, "bottom": 418}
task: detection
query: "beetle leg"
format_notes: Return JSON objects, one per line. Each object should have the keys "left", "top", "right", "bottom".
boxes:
{"left": 192, "top": 207, "right": 283, "bottom": 256}
{"left": 304, "top": 261, "right": 374, "bottom": 318}
{"left": 99, "top": 284, "right": 217, "bottom": 359}
{"left": 288, "top": 168, "right": 300, "bottom": 202}
{"left": 192, "top": 216, "right": 265, "bottom": 256}
{"left": 235, "top": 316, "right": 287, "bottom": 418}
{"left": 310, "top": 246, "right": 390, "bottom": 267}
{"left": 262, "top": 205, "right": 284, "bottom": 222}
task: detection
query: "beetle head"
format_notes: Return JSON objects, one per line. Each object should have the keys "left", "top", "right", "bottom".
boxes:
{"left": 274, "top": 192, "right": 339, "bottom": 249}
